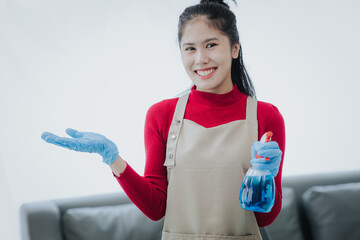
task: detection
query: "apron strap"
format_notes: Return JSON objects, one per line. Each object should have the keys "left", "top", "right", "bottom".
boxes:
{"left": 164, "top": 92, "right": 190, "bottom": 166}
{"left": 246, "top": 96, "right": 257, "bottom": 122}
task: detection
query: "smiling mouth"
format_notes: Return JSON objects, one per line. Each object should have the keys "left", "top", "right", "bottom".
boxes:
{"left": 195, "top": 67, "right": 217, "bottom": 79}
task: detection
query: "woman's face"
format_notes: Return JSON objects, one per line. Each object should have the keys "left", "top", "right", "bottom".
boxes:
{"left": 180, "top": 17, "right": 240, "bottom": 94}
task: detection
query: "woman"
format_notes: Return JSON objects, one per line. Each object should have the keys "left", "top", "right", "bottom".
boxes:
{"left": 42, "top": 1, "right": 285, "bottom": 239}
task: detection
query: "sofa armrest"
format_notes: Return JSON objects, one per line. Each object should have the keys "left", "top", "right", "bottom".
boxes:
{"left": 20, "top": 201, "right": 62, "bottom": 240}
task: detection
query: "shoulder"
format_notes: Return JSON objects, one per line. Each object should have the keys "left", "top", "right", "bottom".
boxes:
{"left": 256, "top": 100, "right": 285, "bottom": 144}
{"left": 146, "top": 97, "right": 179, "bottom": 120}
{"left": 145, "top": 97, "right": 179, "bottom": 139}
{"left": 257, "top": 100, "right": 284, "bottom": 124}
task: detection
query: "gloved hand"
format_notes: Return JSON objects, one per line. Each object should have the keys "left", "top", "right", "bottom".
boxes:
{"left": 41, "top": 128, "right": 119, "bottom": 165}
{"left": 250, "top": 140, "right": 282, "bottom": 177}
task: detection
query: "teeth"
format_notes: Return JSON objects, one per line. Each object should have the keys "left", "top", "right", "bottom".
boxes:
{"left": 197, "top": 68, "right": 215, "bottom": 76}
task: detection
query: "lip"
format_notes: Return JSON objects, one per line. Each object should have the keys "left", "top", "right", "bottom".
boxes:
{"left": 194, "top": 67, "right": 217, "bottom": 80}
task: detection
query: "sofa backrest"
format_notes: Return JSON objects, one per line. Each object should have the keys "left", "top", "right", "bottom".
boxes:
{"left": 62, "top": 204, "right": 164, "bottom": 240}
{"left": 269, "top": 170, "right": 360, "bottom": 240}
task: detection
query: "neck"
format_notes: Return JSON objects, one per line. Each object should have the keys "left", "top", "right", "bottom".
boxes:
{"left": 189, "top": 84, "right": 247, "bottom": 109}
{"left": 195, "top": 82, "right": 234, "bottom": 95}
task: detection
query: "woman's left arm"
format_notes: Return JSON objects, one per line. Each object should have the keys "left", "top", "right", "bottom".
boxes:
{"left": 254, "top": 102, "right": 286, "bottom": 227}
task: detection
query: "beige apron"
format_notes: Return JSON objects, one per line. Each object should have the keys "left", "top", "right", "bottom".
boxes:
{"left": 162, "top": 92, "right": 262, "bottom": 240}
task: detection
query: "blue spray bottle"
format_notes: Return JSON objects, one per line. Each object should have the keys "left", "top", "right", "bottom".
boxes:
{"left": 239, "top": 131, "right": 275, "bottom": 212}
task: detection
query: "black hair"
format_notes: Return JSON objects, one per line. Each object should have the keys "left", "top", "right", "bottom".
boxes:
{"left": 177, "top": 0, "right": 256, "bottom": 99}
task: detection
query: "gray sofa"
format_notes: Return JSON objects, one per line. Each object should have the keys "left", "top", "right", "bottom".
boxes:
{"left": 20, "top": 170, "right": 360, "bottom": 240}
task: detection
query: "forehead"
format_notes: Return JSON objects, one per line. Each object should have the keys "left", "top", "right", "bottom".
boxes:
{"left": 181, "top": 16, "right": 227, "bottom": 43}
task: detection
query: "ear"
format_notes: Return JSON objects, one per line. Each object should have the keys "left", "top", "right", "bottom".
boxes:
{"left": 231, "top": 41, "right": 240, "bottom": 59}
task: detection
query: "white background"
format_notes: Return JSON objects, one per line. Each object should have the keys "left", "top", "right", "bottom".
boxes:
{"left": 1, "top": 0, "right": 359, "bottom": 239}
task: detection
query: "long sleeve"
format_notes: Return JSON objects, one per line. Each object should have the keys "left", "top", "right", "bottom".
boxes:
{"left": 113, "top": 100, "right": 174, "bottom": 220}
{"left": 254, "top": 102, "right": 286, "bottom": 227}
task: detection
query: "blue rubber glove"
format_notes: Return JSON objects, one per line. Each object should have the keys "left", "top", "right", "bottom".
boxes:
{"left": 41, "top": 128, "right": 119, "bottom": 165}
{"left": 250, "top": 140, "right": 282, "bottom": 177}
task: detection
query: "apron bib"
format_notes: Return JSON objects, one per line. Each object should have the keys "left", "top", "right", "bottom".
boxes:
{"left": 162, "top": 92, "right": 262, "bottom": 240}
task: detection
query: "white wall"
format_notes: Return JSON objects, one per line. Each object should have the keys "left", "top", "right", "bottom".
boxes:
{"left": 1, "top": 0, "right": 359, "bottom": 239}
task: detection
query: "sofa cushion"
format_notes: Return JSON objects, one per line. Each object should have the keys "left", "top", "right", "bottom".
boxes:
{"left": 302, "top": 182, "right": 360, "bottom": 240}
{"left": 63, "top": 203, "right": 164, "bottom": 240}
{"left": 266, "top": 187, "right": 303, "bottom": 240}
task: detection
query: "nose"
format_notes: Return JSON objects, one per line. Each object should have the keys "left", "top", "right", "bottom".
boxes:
{"left": 195, "top": 49, "right": 209, "bottom": 65}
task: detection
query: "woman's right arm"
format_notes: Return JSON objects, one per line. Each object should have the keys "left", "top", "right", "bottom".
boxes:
{"left": 41, "top": 100, "right": 175, "bottom": 221}
{"left": 113, "top": 99, "right": 175, "bottom": 221}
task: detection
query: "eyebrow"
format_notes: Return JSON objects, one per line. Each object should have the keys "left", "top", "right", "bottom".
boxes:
{"left": 182, "top": 38, "right": 219, "bottom": 48}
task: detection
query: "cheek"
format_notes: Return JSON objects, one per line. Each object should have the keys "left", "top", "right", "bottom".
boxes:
{"left": 216, "top": 54, "right": 232, "bottom": 69}
{"left": 181, "top": 54, "right": 193, "bottom": 71}
{"left": 222, "top": 51, "right": 234, "bottom": 68}
{"left": 211, "top": 48, "right": 231, "bottom": 65}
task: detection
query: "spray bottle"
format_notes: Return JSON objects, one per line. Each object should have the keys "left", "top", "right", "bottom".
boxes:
{"left": 239, "top": 131, "right": 275, "bottom": 212}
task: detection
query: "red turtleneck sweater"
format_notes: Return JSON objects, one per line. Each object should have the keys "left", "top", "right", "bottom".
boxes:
{"left": 114, "top": 84, "right": 285, "bottom": 227}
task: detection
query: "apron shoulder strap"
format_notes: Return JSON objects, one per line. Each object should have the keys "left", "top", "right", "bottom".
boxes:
{"left": 164, "top": 92, "right": 190, "bottom": 166}
{"left": 246, "top": 96, "right": 257, "bottom": 122}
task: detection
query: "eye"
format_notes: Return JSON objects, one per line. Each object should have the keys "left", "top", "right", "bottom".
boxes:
{"left": 185, "top": 47, "right": 195, "bottom": 51}
{"left": 206, "top": 43, "right": 217, "bottom": 48}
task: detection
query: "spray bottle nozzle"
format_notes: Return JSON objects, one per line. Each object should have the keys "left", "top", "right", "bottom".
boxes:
{"left": 256, "top": 131, "right": 273, "bottom": 161}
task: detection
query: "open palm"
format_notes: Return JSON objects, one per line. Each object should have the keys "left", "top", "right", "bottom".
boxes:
{"left": 41, "top": 128, "right": 119, "bottom": 165}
